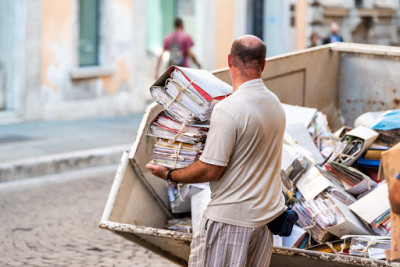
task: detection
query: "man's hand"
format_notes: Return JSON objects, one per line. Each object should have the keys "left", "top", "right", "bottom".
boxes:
{"left": 146, "top": 160, "right": 224, "bottom": 184}
{"left": 146, "top": 163, "right": 169, "bottom": 180}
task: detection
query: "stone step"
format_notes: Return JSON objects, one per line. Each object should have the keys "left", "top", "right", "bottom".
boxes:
{"left": 0, "top": 144, "right": 129, "bottom": 183}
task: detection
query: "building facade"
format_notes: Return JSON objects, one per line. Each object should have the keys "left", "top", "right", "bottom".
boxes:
{"left": 0, "top": 0, "right": 399, "bottom": 124}
{"left": 0, "top": 0, "right": 147, "bottom": 124}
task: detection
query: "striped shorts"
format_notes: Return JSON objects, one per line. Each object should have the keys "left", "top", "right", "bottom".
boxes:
{"left": 188, "top": 217, "right": 273, "bottom": 267}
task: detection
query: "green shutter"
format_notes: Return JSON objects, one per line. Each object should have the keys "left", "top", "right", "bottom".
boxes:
{"left": 79, "top": 0, "right": 99, "bottom": 66}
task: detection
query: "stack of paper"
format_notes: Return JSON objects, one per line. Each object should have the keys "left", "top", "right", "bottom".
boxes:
{"left": 151, "top": 138, "right": 204, "bottom": 169}
{"left": 148, "top": 112, "right": 208, "bottom": 144}
{"left": 344, "top": 235, "right": 391, "bottom": 260}
{"left": 293, "top": 191, "right": 370, "bottom": 243}
{"left": 349, "top": 182, "right": 391, "bottom": 237}
{"left": 324, "top": 161, "right": 377, "bottom": 197}
{"left": 304, "top": 192, "right": 346, "bottom": 229}
{"left": 277, "top": 106, "right": 398, "bottom": 259}
{"left": 165, "top": 218, "right": 192, "bottom": 233}
{"left": 151, "top": 67, "right": 232, "bottom": 124}
{"left": 292, "top": 195, "right": 330, "bottom": 243}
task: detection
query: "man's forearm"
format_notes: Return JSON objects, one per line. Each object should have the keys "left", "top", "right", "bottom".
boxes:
{"left": 171, "top": 160, "right": 223, "bottom": 184}
{"left": 146, "top": 160, "right": 225, "bottom": 185}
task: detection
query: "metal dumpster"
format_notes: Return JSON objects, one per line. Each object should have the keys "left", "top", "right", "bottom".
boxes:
{"left": 100, "top": 42, "right": 400, "bottom": 266}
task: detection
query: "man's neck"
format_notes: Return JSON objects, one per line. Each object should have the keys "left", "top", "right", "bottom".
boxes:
{"left": 231, "top": 68, "right": 261, "bottom": 92}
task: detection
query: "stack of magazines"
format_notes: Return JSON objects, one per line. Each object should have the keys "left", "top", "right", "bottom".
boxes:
{"left": 151, "top": 137, "right": 204, "bottom": 169}
{"left": 292, "top": 194, "right": 330, "bottom": 244}
{"left": 148, "top": 113, "right": 208, "bottom": 144}
{"left": 151, "top": 66, "right": 232, "bottom": 125}
{"left": 148, "top": 66, "right": 232, "bottom": 170}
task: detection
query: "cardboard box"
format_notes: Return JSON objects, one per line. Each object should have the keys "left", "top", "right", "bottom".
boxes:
{"left": 380, "top": 142, "right": 400, "bottom": 262}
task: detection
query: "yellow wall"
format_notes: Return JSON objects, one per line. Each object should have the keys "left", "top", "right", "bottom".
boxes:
{"left": 296, "top": 0, "right": 307, "bottom": 50}
{"left": 101, "top": 0, "right": 133, "bottom": 95}
{"left": 41, "top": 0, "right": 73, "bottom": 92}
{"left": 215, "top": 0, "right": 235, "bottom": 69}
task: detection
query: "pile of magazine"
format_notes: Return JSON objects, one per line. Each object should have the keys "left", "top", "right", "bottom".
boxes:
{"left": 150, "top": 66, "right": 232, "bottom": 125}
{"left": 147, "top": 66, "right": 232, "bottom": 170}
{"left": 274, "top": 105, "right": 399, "bottom": 260}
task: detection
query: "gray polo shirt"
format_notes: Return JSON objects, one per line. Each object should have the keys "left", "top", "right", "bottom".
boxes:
{"left": 200, "top": 79, "right": 287, "bottom": 228}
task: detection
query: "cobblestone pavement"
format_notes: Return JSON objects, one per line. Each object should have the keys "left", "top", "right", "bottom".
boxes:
{"left": 0, "top": 167, "right": 179, "bottom": 267}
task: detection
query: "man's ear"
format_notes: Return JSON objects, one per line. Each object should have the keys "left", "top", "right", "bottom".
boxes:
{"left": 261, "top": 59, "right": 266, "bottom": 72}
{"left": 228, "top": 54, "right": 232, "bottom": 68}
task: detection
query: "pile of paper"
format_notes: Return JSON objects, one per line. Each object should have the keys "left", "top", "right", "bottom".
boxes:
{"left": 147, "top": 111, "right": 207, "bottom": 171}
{"left": 148, "top": 67, "right": 232, "bottom": 171}
{"left": 278, "top": 105, "right": 398, "bottom": 261}
{"left": 342, "top": 235, "right": 391, "bottom": 260}
{"left": 148, "top": 113, "right": 208, "bottom": 144}
{"left": 323, "top": 161, "right": 377, "bottom": 197}
{"left": 293, "top": 195, "right": 331, "bottom": 244}
{"left": 165, "top": 218, "right": 192, "bottom": 233}
{"left": 151, "top": 67, "right": 232, "bottom": 125}
{"left": 151, "top": 138, "right": 204, "bottom": 169}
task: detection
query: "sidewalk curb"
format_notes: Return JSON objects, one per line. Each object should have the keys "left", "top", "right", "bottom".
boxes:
{"left": 0, "top": 144, "right": 129, "bottom": 183}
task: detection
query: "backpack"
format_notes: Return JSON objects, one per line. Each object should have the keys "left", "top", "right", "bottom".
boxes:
{"left": 169, "top": 37, "right": 184, "bottom": 66}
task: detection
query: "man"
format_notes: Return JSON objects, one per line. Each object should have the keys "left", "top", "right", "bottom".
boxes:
{"left": 389, "top": 171, "right": 400, "bottom": 214}
{"left": 155, "top": 17, "right": 201, "bottom": 79}
{"left": 323, "top": 22, "right": 344, "bottom": 44}
{"left": 147, "top": 35, "right": 286, "bottom": 266}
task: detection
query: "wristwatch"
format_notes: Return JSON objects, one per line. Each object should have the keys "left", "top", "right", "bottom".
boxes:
{"left": 167, "top": 169, "right": 178, "bottom": 186}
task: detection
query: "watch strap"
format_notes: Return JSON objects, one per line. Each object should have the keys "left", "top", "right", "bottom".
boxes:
{"left": 167, "top": 169, "right": 177, "bottom": 186}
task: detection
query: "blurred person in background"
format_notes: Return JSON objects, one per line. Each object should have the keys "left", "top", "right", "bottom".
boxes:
{"left": 155, "top": 17, "right": 201, "bottom": 79}
{"left": 309, "top": 32, "right": 320, "bottom": 48}
{"left": 323, "top": 22, "right": 344, "bottom": 44}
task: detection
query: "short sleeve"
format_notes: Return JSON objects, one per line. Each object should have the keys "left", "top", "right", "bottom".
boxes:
{"left": 163, "top": 36, "right": 171, "bottom": 50}
{"left": 186, "top": 35, "right": 194, "bottom": 48}
{"left": 200, "top": 107, "right": 236, "bottom": 166}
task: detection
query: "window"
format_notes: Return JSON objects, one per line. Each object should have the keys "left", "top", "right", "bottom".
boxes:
{"left": 146, "top": 0, "right": 175, "bottom": 52}
{"left": 355, "top": 0, "right": 363, "bottom": 8}
{"left": 79, "top": 0, "right": 100, "bottom": 66}
{"left": 247, "top": 0, "right": 264, "bottom": 40}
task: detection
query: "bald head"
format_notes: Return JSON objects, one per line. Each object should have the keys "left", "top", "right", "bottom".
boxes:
{"left": 330, "top": 22, "right": 339, "bottom": 34}
{"left": 230, "top": 35, "right": 266, "bottom": 76}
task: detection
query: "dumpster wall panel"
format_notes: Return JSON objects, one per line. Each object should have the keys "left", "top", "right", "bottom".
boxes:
{"left": 213, "top": 46, "right": 342, "bottom": 130}
{"left": 339, "top": 53, "right": 400, "bottom": 125}
{"left": 129, "top": 103, "right": 170, "bottom": 208}
{"left": 264, "top": 47, "right": 341, "bottom": 130}
{"left": 108, "top": 154, "right": 167, "bottom": 229}
{"left": 270, "top": 248, "right": 396, "bottom": 267}
{"left": 116, "top": 232, "right": 189, "bottom": 266}
{"left": 263, "top": 69, "right": 305, "bottom": 106}
{"left": 139, "top": 234, "right": 190, "bottom": 262}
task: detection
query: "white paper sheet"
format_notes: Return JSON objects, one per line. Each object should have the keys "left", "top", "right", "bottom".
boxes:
{"left": 349, "top": 182, "right": 390, "bottom": 224}
{"left": 281, "top": 104, "right": 317, "bottom": 128}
